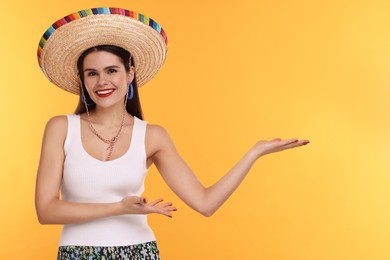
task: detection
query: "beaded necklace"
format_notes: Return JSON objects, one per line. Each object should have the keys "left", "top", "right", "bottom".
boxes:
{"left": 81, "top": 86, "right": 128, "bottom": 161}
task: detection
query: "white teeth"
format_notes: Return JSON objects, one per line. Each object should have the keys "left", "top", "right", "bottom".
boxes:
{"left": 96, "top": 89, "right": 114, "bottom": 95}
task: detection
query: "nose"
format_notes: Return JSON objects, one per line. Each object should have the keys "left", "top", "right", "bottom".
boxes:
{"left": 97, "top": 74, "right": 109, "bottom": 86}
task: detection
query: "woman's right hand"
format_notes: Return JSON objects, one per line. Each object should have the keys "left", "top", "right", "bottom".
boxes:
{"left": 121, "top": 196, "right": 177, "bottom": 218}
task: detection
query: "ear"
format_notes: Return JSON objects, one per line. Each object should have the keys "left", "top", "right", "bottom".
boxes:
{"left": 127, "top": 66, "right": 135, "bottom": 83}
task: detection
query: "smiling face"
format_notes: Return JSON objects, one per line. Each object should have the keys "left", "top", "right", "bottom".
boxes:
{"left": 82, "top": 50, "right": 134, "bottom": 109}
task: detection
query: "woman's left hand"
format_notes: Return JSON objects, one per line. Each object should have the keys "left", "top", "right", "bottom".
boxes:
{"left": 251, "top": 138, "right": 310, "bottom": 158}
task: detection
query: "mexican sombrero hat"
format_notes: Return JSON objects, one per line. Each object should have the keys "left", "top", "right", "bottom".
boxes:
{"left": 38, "top": 7, "right": 168, "bottom": 94}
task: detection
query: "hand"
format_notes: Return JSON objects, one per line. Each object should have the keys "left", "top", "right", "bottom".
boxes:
{"left": 120, "top": 196, "right": 177, "bottom": 218}
{"left": 252, "top": 138, "right": 310, "bottom": 158}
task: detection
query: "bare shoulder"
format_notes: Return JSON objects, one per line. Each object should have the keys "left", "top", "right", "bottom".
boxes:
{"left": 46, "top": 115, "right": 67, "bottom": 126}
{"left": 146, "top": 123, "right": 169, "bottom": 139}
{"left": 145, "top": 123, "right": 175, "bottom": 154}
{"left": 43, "top": 115, "right": 68, "bottom": 143}
{"left": 146, "top": 123, "right": 172, "bottom": 144}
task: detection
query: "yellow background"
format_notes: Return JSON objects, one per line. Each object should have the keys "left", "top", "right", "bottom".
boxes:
{"left": 1, "top": 0, "right": 390, "bottom": 259}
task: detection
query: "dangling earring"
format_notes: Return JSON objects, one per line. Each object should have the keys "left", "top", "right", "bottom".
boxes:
{"left": 127, "top": 82, "right": 134, "bottom": 100}
{"left": 81, "top": 86, "right": 94, "bottom": 106}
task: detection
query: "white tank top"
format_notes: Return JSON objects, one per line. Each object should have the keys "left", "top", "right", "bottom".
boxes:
{"left": 59, "top": 114, "right": 155, "bottom": 246}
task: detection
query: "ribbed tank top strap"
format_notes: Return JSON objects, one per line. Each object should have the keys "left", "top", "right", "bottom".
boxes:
{"left": 130, "top": 117, "right": 147, "bottom": 161}
{"left": 64, "top": 114, "right": 83, "bottom": 158}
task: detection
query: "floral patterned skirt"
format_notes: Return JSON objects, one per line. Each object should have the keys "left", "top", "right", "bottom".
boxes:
{"left": 57, "top": 241, "right": 160, "bottom": 260}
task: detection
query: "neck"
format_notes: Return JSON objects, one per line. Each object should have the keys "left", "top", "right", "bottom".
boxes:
{"left": 89, "top": 102, "right": 128, "bottom": 127}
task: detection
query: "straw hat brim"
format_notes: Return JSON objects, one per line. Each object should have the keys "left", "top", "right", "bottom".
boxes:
{"left": 38, "top": 8, "right": 168, "bottom": 94}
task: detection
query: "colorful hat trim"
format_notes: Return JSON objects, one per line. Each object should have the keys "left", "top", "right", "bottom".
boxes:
{"left": 38, "top": 7, "right": 167, "bottom": 69}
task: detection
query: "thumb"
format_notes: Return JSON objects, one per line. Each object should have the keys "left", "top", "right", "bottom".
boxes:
{"left": 133, "top": 196, "right": 147, "bottom": 204}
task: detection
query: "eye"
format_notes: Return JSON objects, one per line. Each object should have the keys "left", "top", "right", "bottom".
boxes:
{"left": 86, "top": 71, "right": 97, "bottom": 77}
{"left": 107, "top": 68, "right": 117, "bottom": 74}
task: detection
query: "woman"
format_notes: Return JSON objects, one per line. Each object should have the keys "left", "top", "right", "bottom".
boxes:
{"left": 35, "top": 7, "right": 309, "bottom": 260}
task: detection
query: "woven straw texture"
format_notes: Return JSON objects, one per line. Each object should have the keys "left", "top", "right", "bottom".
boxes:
{"left": 39, "top": 10, "right": 167, "bottom": 94}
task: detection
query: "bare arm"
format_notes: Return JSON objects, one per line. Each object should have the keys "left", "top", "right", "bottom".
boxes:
{"left": 35, "top": 116, "right": 175, "bottom": 225}
{"left": 149, "top": 126, "right": 309, "bottom": 217}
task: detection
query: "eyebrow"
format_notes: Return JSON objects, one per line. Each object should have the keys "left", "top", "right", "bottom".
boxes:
{"left": 83, "top": 65, "right": 121, "bottom": 72}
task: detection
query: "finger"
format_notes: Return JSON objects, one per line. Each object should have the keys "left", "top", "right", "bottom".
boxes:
{"left": 150, "top": 207, "right": 175, "bottom": 218}
{"left": 161, "top": 206, "right": 177, "bottom": 212}
{"left": 278, "top": 138, "right": 299, "bottom": 147}
{"left": 161, "top": 204, "right": 177, "bottom": 212}
{"left": 272, "top": 138, "right": 282, "bottom": 141}
{"left": 148, "top": 198, "right": 164, "bottom": 206}
{"left": 161, "top": 207, "right": 176, "bottom": 217}
{"left": 128, "top": 196, "right": 143, "bottom": 204}
{"left": 157, "top": 202, "right": 173, "bottom": 207}
{"left": 135, "top": 197, "right": 148, "bottom": 204}
{"left": 281, "top": 140, "right": 310, "bottom": 150}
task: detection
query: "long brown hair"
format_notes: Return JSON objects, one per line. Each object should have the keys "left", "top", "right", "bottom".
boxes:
{"left": 74, "top": 45, "right": 143, "bottom": 119}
